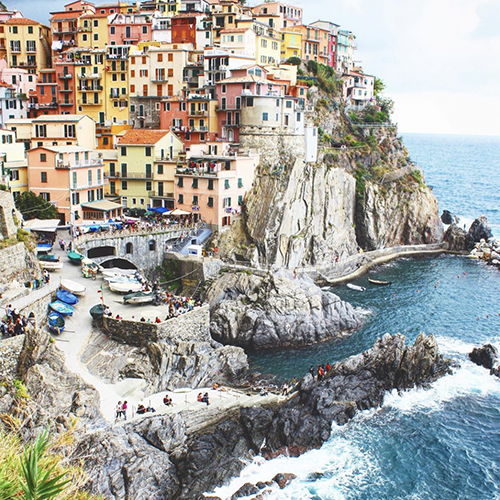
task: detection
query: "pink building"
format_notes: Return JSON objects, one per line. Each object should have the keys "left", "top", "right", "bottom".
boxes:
{"left": 26, "top": 145, "right": 122, "bottom": 225}
{"left": 108, "top": 13, "right": 153, "bottom": 45}
{"left": 174, "top": 147, "right": 259, "bottom": 229}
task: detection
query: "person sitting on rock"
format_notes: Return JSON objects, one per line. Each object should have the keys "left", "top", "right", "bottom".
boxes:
{"left": 281, "top": 383, "right": 289, "bottom": 396}
{"left": 201, "top": 393, "right": 210, "bottom": 405}
{"left": 163, "top": 395, "right": 173, "bottom": 406}
{"left": 197, "top": 392, "right": 203, "bottom": 402}
{"left": 146, "top": 405, "right": 156, "bottom": 413}
{"left": 137, "top": 404, "right": 147, "bottom": 415}
{"left": 260, "top": 387, "right": 268, "bottom": 397}
{"left": 155, "top": 317, "right": 161, "bottom": 323}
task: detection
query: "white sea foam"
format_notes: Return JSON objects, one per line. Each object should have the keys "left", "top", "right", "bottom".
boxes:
{"left": 206, "top": 427, "right": 378, "bottom": 500}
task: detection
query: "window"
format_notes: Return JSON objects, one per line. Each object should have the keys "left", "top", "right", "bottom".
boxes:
{"left": 223, "top": 197, "right": 231, "bottom": 208}
{"left": 64, "top": 124, "right": 75, "bottom": 138}
{"left": 177, "top": 177, "right": 183, "bottom": 187}
{"left": 246, "top": 97, "right": 254, "bottom": 107}
{"left": 88, "top": 170, "right": 92, "bottom": 186}
{"left": 93, "top": 34, "right": 98, "bottom": 41}
{"left": 40, "top": 153, "right": 47, "bottom": 162}
{"left": 168, "top": 53, "right": 173, "bottom": 62}
{"left": 40, "top": 192, "right": 50, "bottom": 202}
{"left": 192, "top": 195, "right": 198, "bottom": 206}
{"left": 93, "top": 19, "right": 98, "bottom": 27}
{"left": 192, "top": 178, "right": 198, "bottom": 188}
{"left": 178, "top": 193, "right": 184, "bottom": 204}
{"left": 238, "top": 178, "right": 243, "bottom": 188}
{"left": 207, "top": 179, "right": 214, "bottom": 190}
{"left": 41, "top": 172, "right": 47, "bottom": 183}
{"left": 149, "top": 240, "right": 156, "bottom": 251}
{"left": 110, "top": 26, "right": 115, "bottom": 34}
{"left": 126, "top": 242, "right": 133, "bottom": 254}
{"left": 72, "top": 192, "right": 80, "bottom": 204}
{"left": 157, "top": 164, "right": 163, "bottom": 174}
{"left": 121, "top": 181, "right": 128, "bottom": 190}
{"left": 120, "top": 146, "right": 127, "bottom": 156}
{"left": 238, "top": 195, "right": 243, "bottom": 206}
{"left": 28, "top": 26, "right": 33, "bottom": 34}
{"left": 207, "top": 196, "right": 214, "bottom": 207}
{"left": 262, "top": 112, "right": 268, "bottom": 121}
{"left": 224, "top": 179, "right": 230, "bottom": 189}
{"left": 146, "top": 181, "right": 152, "bottom": 191}
{"left": 72, "top": 172, "right": 77, "bottom": 188}
{"left": 221, "top": 84, "right": 226, "bottom": 93}
{"left": 35, "top": 124, "right": 47, "bottom": 138}
{"left": 142, "top": 26, "right": 148, "bottom": 34}
{"left": 145, "top": 146, "right": 152, "bottom": 156}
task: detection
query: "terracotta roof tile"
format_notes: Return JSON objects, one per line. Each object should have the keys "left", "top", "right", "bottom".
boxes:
{"left": 118, "top": 129, "right": 170, "bottom": 145}
{"left": 6, "top": 18, "right": 40, "bottom": 25}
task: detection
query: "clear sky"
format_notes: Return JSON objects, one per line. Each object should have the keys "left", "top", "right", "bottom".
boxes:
{"left": 11, "top": 0, "right": 500, "bottom": 136}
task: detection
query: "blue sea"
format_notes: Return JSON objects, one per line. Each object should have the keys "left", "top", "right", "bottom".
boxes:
{"left": 212, "top": 133, "right": 500, "bottom": 500}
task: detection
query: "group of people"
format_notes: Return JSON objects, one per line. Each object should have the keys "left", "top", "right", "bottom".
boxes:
{"left": 309, "top": 363, "right": 332, "bottom": 381}
{"left": 115, "top": 400, "right": 128, "bottom": 421}
{"left": 197, "top": 392, "right": 210, "bottom": 405}
{"left": 280, "top": 377, "right": 298, "bottom": 396}
{"left": 137, "top": 404, "right": 156, "bottom": 415}
{"left": 58, "top": 238, "right": 73, "bottom": 252}
{"left": 1, "top": 305, "right": 29, "bottom": 339}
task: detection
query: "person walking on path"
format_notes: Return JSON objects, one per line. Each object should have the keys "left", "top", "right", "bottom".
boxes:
{"left": 115, "top": 401, "right": 123, "bottom": 422}
{"left": 122, "top": 401, "right": 128, "bottom": 421}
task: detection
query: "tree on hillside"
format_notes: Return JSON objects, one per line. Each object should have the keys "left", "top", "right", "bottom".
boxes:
{"left": 15, "top": 191, "right": 59, "bottom": 221}
{"left": 374, "top": 77, "right": 385, "bottom": 96}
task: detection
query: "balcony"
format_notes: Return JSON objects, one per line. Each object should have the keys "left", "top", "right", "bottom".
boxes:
{"left": 148, "top": 191, "right": 174, "bottom": 199}
{"left": 58, "top": 73, "right": 73, "bottom": 79}
{"left": 56, "top": 159, "right": 104, "bottom": 169}
{"left": 52, "top": 28, "right": 77, "bottom": 34}
{"left": 78, "top": 85, "right": 102, "bottom": 91}
{"left": 77, "top": 72, "right": 101, "bottom": 79}
{"left": 105, "top": 171, "right": 153, "bottom": 180}
{"left": 78, "top": 99, "right": 103, "bottom": 106}
{"left": 59, "top": 101, "right": 74, "bottom": 106}
{"left": 29, "top": 102, "right": 57, "bottom": 109}
{"left": 188, "top": 109, "right": 208, "bottom": 117}
{"left": 59, "top": 87, "right": 73, "bottom": 92}
{"left": 106, "top": 54, "right": 128, "bottom": 61}
{"left": 176, "top": 166, "right": 217, "bottom": 177}
{"left": 222, "top": 121, "right": 238, "bottom": 128}
{"left": 75, "top": 59, "right": 92, "bottom": 66}
{"left": 78, "top": 26, "right": 92, "bottom": 32}
{"left": 151, "top": 76, "right": 167, "bottom": 83}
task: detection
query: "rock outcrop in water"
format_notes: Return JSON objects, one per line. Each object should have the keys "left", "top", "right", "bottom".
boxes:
{"left": 467, "top": 215, "right": 493, "bottom": 250}
{"left": 207, "top": 271, "right": 363, "bottom": 350}
{"left": 469, "top": 344, "right": 500, "bottom": 378}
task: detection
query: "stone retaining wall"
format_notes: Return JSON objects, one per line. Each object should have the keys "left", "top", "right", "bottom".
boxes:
{"left": 103, "top": 304, "right": 210, "bottom": 347}
{"left": 0, "top": 335, "right": 24, "bottom": 380}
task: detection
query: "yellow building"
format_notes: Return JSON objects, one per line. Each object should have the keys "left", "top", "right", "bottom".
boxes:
{"left": 77, "top": 13, "right": 110, "bottom": 49}
{"left": 104, "top": 45, "right": 130, "bottom": 125}
{"left": 111, "top": 129, "right": 183, "bottom": 209}
{"left": 237, "top": 19, "right": 281, "bottom": 65}
{"left": 0, "top": 17, "right": 52, "bottom": 75}
{"left": 141, "top": 0, "right": 182, "bottom": 16}
{"left": 0, "top": 129, "right": 28, "bottom": 198}
{"left": 281, "top": 29, "right": 302, "bottom": 60}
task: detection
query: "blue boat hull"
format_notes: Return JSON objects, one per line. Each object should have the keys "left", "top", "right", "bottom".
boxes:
{"left": 49, "top": 301, "right": 74, "bottom": 316}
{"left": 56, "top": 289, "right": 79, "bottom": 305}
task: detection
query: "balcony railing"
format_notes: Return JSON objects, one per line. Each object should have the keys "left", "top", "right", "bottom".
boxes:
{"left": 188, "top": 109, "right": 208, "bottom": 116}
{"left": 148, "top": 191, "right": 174, "bottom": 198}
{"left": 58, "top": 73, "right": 73, "bottom": 79}
{"left": 77, "top": 72, "right": 101, "bottom": 79}
{"left": 105, "top": 171, "right": 153, "bottom": 180}
{"left": 176, "top": 166, "right": 217, "bottom": 177}
{"left": 59, "top": 87, "right": 73, "bottom": 92}
{"left": 57, "top": 159, "right": 104, "bottom": 169}
{"left": 77, "top": 99, "right": 103, "bottom": 106}
{"left": 59, "top": 101, "right": 74, "bottom": 106}
{"left": 78, "top": 85, "right": 103, "bottom": 91}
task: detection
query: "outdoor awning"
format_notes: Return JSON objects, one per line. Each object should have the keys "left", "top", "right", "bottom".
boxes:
{"left": 81, "top": 200, "right": 124, "bottom": 212}
{"left": 151, "top": 206, "right": 170, "bottom": 214}
{"left": 23, "top": 218, "right": 61, "bottom": 231}
{"left": 170, "top": 209, "right": 191, "bottom": 216}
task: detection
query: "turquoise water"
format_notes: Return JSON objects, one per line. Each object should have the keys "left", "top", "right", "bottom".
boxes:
{"left": 233, "top": 134, "right": 500, "bottom": 500}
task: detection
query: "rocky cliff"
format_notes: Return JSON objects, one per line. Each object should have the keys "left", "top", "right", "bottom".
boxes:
{"left": 207, "top": 271, "right": 362, "bottom": 350}
{"left": 213, "top": 91, "right": 443, "bottom": 268}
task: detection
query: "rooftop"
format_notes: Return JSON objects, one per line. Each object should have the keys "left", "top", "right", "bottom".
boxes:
{"left": 32, "top": 114, "right": 91, "bottom": 123}
{"left": 118, "top": 129, "right": 170, "bottom": 145}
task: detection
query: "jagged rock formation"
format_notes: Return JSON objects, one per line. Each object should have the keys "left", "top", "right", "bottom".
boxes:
{"left": 214, "top": 99, "right": 443, "bottom": 268}
{"left": 469, "top": 344, "right": 497, "bottom": 370}
{"left": 207, "top": 271, "right": 362, "bottom": 350}
{"left": 75, "top": 333, "right": 450, "bottom": 499}
{"left": 444, "top": 223, "right": 468, "bottom": 252}
{"left": 81, "top": 330, "right": 249, "bottom": 393}
{"left": 355, "top": 179, "right": 443, "bottom": 251}
{"left": 441, "top": 210, "right": 459, "bottom": 225}
{"left": 466, "top": 215, "right": 493, "bottom": 250}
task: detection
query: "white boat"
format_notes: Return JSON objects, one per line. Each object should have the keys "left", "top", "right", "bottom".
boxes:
{"left": 108, "top": 281, "right": 143, "bottom": 293}
{"left": 60, "top": 279, "right": 87, "bottom": 296}
{"left": 347, "top": 283, "right": 366, "bottom": 291}
{"left": 40, "top": 260, "right": 63, "bottom": 271}
{"left": 123, "top": 291, "right": 155, "bottom": 304}
{"left": 101, "top": 268, "right": 137, "bottom": 278}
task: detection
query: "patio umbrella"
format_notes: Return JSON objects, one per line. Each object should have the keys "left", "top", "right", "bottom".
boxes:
{"left": 170, "top": 209, "right": 191, "bottom": 216}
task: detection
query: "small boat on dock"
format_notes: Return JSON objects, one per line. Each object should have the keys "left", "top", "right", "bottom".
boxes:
{"left": 101, "top": 268, "right": 137, "bottom": 278}
{"left": 38, "top": 254, "right": 59, "bottom": 262}
{"left": 347, "top": 283, "right": 366, "bottom": 292}
{"left": 368, "top": 278, "right": 392, "bottom": 286}
{"left": 40, "top": 260, "right": 63, "bottom": 271}
{"left": 109, "top": 280, "right": 143, "bottom": 293}
{"left": 48, "top": 311, "right": 65, "bottom": 334}
{"left": 60, "top": 279, "right": 86, "bottom": 296}
{"left": 90, "top": 303, "right": 107, "bottom": 320}
{"left": 68, "top": 251, "right": 84, "bottom": 265}
{"left": 56, "top": 288, "right": 79, "bottom": 305}
{"left": 36, "top": 243, "right": 53, "bottom": 255}
{"left": 49, "top": 301, "right": 74, "bottom": 316}
{"left": 123, "top": 291, "right": 155, "bottom": 304}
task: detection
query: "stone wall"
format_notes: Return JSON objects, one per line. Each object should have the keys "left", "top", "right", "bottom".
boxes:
{"left": 238, "top": 126, "right": 306, "bottom": 167}
{"left": 78, "top": 229, "right": 185, "bottom": 270}
{"left": 17, "top": 286, "right": 55, "bottom": 329}
{"left": 103, "top": 304, "right": 210, "bottom": 347}
{"left": 0, "top": 190, "right": 18, "bottom": 239}
{"left": 0, "top": 334, "right": 24, "bottom": 380}
{"left": 129, "top": 97, "right": 161, "bottom": 130}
